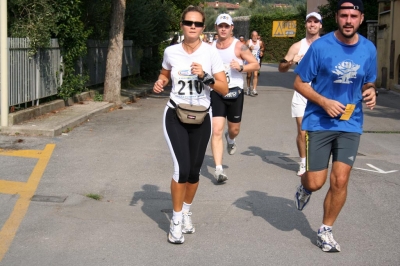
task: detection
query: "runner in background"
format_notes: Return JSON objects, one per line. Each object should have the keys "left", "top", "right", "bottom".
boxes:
{"left": 278, "top": 12, "right": 322, "bottom": 176}
{"left": 245, "top": 31, "right": 264, "bottom": 96}
{"left": 211, "top": 14, "right": 259, "bottom": 183}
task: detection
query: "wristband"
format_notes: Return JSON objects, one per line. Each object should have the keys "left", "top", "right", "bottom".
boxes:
{"left": 199, "top": 71, "right": 215, "bottom": 85}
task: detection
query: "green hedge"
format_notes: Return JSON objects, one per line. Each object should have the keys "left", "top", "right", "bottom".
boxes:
{"left": 250, "top": 14, "right": 306, "bottom": 63}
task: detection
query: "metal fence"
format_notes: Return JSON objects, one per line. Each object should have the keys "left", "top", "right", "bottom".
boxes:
{"left": 82, "top": 40, "right": 139, "bottom": 87}
{"left": 8, "top": 38, "right": 61, "bottom": 107}
{"left": 1, "top": 38, "right": 139, "bottom": 109}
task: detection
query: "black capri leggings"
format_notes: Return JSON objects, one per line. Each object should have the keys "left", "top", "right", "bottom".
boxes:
{"left": 163, "top": 106, "right": 211, "bottom": 183}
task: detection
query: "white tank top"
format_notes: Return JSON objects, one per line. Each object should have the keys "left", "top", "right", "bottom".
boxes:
{"left": 298, "top": 38, "right": 310, "bottom": 62}
{"left": 212, "top": 39, "right": 244, "bottom": 89}
{"left": 249, "top": 39, "right": 260, "bottom": 60}
{"left": 292, "top": 38, "right": 311, "bottom": 106}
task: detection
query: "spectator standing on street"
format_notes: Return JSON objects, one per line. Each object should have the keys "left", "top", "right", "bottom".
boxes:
{"left": 169, "top": 34, "right": 179, "bottom": 46}
{"left": 278, "top": 12, "right": 322, "bottom": 176}
{"left": 293, "top": 0, "right": 377, "bottom": 252}
{"left": 246, "top": 31, "right": 264, "bottom": 96}
{"left": 153, "top": 5, "right": 228, "bottom": 244}
{"left": 211, "top": 14, "right": 259, "bottom": 183}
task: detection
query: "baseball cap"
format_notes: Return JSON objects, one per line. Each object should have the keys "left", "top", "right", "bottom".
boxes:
{"left": 215, "top": 14, "right": 233, "bottom": 25}
{"left": 337, "top": 0, "right": 364, "bottom": 13}
{"left": 306, "top": 12, "right": 322, "bottom": 23}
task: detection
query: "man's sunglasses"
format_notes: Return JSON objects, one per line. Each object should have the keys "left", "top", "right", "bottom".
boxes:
{"left": 182, "top": 20, "right": 204, "bottom": 28}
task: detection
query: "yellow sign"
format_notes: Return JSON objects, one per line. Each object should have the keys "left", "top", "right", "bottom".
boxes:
{"left": 272, "top": 21, "right": 297, "bottom": 37}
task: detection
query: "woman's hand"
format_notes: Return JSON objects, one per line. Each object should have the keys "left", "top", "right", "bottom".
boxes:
{"left": 191, "top": 62, "right": 204, "bottom": 78}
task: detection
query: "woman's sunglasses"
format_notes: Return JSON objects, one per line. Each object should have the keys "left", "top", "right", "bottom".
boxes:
{"left": 181, "top": 20, "right": 204, "bottom": 28}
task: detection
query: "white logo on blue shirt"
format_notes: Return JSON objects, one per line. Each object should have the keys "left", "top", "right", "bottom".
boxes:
{"left": 332, "top": 60, "right": 360, "bottom": 84}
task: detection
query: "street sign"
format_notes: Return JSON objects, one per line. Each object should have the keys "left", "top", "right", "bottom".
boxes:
{"left": 272, "top": 21, "right": 297, "bottom": 37}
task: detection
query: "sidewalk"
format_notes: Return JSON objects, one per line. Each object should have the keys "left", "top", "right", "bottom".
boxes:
{"left": 0, "top": 84, "right": 155, "bottom": 137}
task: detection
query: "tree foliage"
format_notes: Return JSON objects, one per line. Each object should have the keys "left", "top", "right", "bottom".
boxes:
{"left": 125, "top": 0, "right": 173, "bottom": 47}
{"left": 8, "top": 0, "right": 91, "bottom": 99}
{"left": 81, "top": 0, "right": 112, "bottom": 40}
{"left": 8, "top": 0, "right": 58, "bottom": 53}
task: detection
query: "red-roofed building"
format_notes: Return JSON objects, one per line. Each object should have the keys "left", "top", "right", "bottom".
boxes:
{"left": 204, "top": 1, "right": 241, "bottom": 14}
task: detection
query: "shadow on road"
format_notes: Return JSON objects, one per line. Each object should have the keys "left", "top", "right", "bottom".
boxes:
{"left": 241, "top": 146, "right": 299, "bottom": 173}
{"left": 130, "top": 184, "right": 171, "bottom": 233}
{"left": 234, "top": 190, "right": 316, "bottom": 244}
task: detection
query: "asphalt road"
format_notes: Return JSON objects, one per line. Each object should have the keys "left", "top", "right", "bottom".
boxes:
{"left": 1, "top": 64, "right": 399, "bottom": 266}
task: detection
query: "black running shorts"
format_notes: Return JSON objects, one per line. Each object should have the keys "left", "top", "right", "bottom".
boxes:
{"left": 306, "top": 131, "right": 361, "bottom": 171}
{"left": 211, "top": 88, "right": 244, "bottom": 123}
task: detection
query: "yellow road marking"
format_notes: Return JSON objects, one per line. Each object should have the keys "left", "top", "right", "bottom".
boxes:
{"left": 0, "top": 180, "right": 27, "bottom": 194}
{"left": 0, "top": 149, "right": 44, "bottom": 159}
{"left": 0, "top": 144, "right": 55, "bottom": 261}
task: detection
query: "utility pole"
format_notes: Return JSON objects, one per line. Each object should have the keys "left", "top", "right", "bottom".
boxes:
{"left": 0, "top": 0, "right": 9, "bottom": 127}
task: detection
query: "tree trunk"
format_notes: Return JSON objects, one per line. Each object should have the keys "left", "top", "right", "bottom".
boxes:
{"left": 103, "top": 0, "right": 126, "bottom": 105}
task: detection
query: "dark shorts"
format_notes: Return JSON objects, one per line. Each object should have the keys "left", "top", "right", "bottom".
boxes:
{"left": 211, "top": 88, "right": 244, "bottom": 123}
{"left": 306, "top": 131, "right": 361, "bottom": 171}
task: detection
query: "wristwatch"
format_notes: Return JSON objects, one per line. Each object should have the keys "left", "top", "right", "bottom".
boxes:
{"left": 239, "top": 65, "right": 243, "bottom": 72}
{"left": 369, "top": 86, "right": 378, "bottom": 97}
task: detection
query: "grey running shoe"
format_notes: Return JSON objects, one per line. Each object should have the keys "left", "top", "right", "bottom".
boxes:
{"left": 297, "top": 162, "right": 306, "bottom": 176}
{"left": 182, "top": 212, "right": 195, "bottom": 234}
{"left": 317, "top": 227, "right": 341, "bottom": 252}
{"left": 246, "top": 87, "right": 251, "bottom": 96}
{"left": 252, "top": 89, "right": 258, "bottom": 95}
{"left": 294, "top": 184, "right": 312, "bottom": 211}
{"left": 214, "top": 168, "right": 228, "bottom": 183}
{"left": 168, "top": 219, "right": 184, "bottom": 244}
{"left": 225, "top": 131, "right": 237, "bottom": 155}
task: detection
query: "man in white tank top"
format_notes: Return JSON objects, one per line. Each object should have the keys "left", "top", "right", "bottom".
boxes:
{"left": 211, "top": 14, "right": 260, "bottom": 183}
{"left": 246, "top": 31, "right": 264, "bottom": 96}
{"left": 278, "top": 12, "right": 322, "bottom": 176}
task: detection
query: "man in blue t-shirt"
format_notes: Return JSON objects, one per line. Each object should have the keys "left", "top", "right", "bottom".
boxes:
{"left": 292, "top": 0, "right": 377, "bottom": 252}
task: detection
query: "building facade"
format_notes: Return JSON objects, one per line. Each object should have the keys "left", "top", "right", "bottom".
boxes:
{"left": 376, "top": 0, "right": 400, "bottom": 90}
{"left": 307, "top": 0, "right": 328, "bottom": 14}
{"left": 204, "top": 1, "right": 241, "bottom": 14}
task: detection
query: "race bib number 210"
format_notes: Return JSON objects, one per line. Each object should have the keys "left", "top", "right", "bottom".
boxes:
{"left": 174, "top": 69, "right": 205, "bottom": 99}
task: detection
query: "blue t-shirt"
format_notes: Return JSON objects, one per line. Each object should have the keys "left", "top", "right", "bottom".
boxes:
{"left": 295, "top": 32, "right": 377, "bottom": 134}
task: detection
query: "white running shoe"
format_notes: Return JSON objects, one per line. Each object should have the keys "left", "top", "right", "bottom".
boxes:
{"left": 317, "top": 227, "right": 341, "bottom": 252}
{"left": 214, "top": 168, "right": 228, "bottom": 183}
{"left": 297, "top": 162, "right": 306, "bottom": 176}
{"left": 182, "top": 212, "right": 195, "bottom": 234}
{"left": 252, "top": 89, "right": 258, "bottom": 95}
{"left": 294, "top": 184, "right": 312, "bottom": 211}
{"left": 168, "top": 219, "right": 184, "bottom": 244}
{"left": 225, "top": 131, "right": 237, "bottom": 155}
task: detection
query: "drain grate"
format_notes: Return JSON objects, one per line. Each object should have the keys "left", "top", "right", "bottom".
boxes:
{"left": 31, "top": 195, "right": 67, "bottom": 203}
